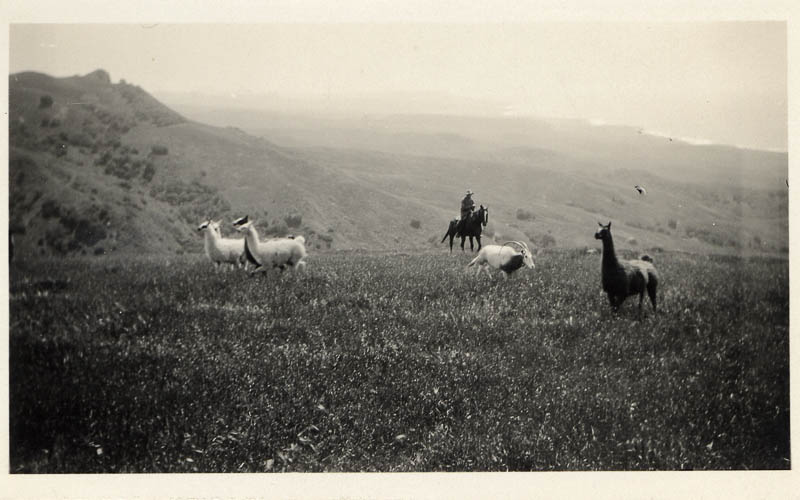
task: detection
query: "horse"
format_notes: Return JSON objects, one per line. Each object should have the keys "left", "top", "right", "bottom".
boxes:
{"left": 441, "top": 205, "right": 489, "bottom": 253}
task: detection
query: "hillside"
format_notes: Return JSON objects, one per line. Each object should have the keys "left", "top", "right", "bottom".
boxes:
{"left": 8, "top": 70, "right": 788, "bottom": 257}
{"left": 168, "top": 101, "right": 789, "bottom": 254}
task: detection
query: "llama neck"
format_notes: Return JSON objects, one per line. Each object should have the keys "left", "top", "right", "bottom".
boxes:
{"left": 244, "top": 225, "right": 260, "bottom": 247}
{"left": 203, "top": 228, "right": 219, "bottom": 245}
{"left": 601, "top": 234, "right": 620, "bottom": 268}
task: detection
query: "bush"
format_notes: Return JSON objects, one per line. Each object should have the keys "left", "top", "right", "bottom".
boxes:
{"left": 104, "top": 156, "right": 141, "bottom": 181}
{"left": 74, "top": 220, "right": 107, "bottom": 247}
{"left": 151, "top": 145, "right": 169, "bottom": 155}
{"left": 318, "top": 233, "right": 333, "bottom": 249}
{"left": 39, "top": 95, "right": 53, "bottom": 109}
{"left": 516, "top": 209, "right": 535, "bottom": 221}
{"left": 69, "top": 132, "right": 94, "bottom": 148}
{"left": 95, "top": 151, "right": 112, "bottom": 167}
{"left": 142, "top": 162, "right": 156, "bottom": 183}
{"left": 41, "top": 200, "right": 61, "bottom": 219}
{"left": 668, "top": 219, "right": 678, "bottom": 230}
{"left": 410, "top": 219, "right": 421, "bottom": 229}
{"left": 284, "top": 214, "right": 303, "bottom": 228}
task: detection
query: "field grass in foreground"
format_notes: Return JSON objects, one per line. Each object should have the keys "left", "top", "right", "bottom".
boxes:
{"left": 9, "top": 250, "right": 789, "bottom": 472}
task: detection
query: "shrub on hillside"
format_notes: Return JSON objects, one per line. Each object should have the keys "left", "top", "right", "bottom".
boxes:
{"left": 41, "top": 199, "right": 61, "bottom": 219}
{"left": 39, "top": 95, "right": 53, "bottom": 109}
{"left": 74, "top": 219, "right": 107, "bottom": 247}
{"left": 141, "top": 162, "right": 156, "bottom": 183}
{"left": 151, "top": 145, "right": 169, "bottom": 156}
{"left": 516, "top": 208, "right": 535, "bottom": 221}
{"left": 95, "top": 151, "right": 112, "bottom": 167}
{"left": 68, "top": 131, "right": 94, "bottom": 148}
{"left": 44, "top": 226, "right": 69, "bottom": 254}
{"left": 284, "top": 214, "right": 303, "bottom": 228}
{"left": 410, "top": 219, "right": 421, "bottom": 229}
{"left": 104, "top": 155, "right": 142, "bottom": 181}
{"left": 318, "top": 232, "right": 333, "bottom": 249}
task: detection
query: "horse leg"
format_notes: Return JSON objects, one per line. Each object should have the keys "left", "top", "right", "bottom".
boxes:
{"left": 476, "top": 235, "right": 482, "bottom": 251}
{"left": 460, "top": 236, "right": 466, "bottom": 252}
{"left": 449, "top": 234, "right": 454, "bottom": 253}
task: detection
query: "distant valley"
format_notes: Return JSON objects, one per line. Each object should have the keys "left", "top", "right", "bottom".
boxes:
{"left": 8, "top": 70, "right": 788, "bottom": 257}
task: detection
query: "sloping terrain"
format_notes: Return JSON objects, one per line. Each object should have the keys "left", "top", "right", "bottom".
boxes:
{"left": 8, "top": 70, "right": 788, "bottom": 256}
{"left": 170, "top": 103, "right": 788, "bottom": 254}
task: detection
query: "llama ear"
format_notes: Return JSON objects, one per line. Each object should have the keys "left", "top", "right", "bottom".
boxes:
{"left": 608, "top": 221, "right": 612, "bottom": 228}
{"left": 598, "top": 222, "right": 603, "bottom": 227}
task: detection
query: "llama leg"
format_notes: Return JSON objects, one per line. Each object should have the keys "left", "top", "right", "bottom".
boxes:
{"left": 638, "top": 292, "right": 645, "bottom": 319}
{"left": 648, "top": 283, "right": 658, "bottom": 312}
{"left": 250, "top": 265, "right": 268, "bottom": 276}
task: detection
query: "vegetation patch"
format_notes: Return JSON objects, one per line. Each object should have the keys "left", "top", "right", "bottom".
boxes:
{"left": 515, "top": 209, "right": 535, "bottom": 221}
{"left": 150, "top": 145, "right": 169, "bottom": 156}
{"left": 284, "top": 214, "right": 303, "bottom": 228}
{"left": 9, "top": 252, "right": 788, "bottom": 472}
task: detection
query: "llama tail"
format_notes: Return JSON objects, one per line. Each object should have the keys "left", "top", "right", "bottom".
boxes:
{"left": 640, "top": 254, "right": 654, "bottom": 263}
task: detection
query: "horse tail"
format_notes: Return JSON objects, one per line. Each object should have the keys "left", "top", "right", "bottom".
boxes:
{"left": 441, "top": 220, "right": 455, "bottom": 243}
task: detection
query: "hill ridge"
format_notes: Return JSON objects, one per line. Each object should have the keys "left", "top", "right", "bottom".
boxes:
{"left": 8, "top": 70, "right": 788, "bottom": 257}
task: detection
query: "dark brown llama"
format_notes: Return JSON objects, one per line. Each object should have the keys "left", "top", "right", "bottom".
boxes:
{"left": 594, "top": 221, "right": 658, "bottom": 317}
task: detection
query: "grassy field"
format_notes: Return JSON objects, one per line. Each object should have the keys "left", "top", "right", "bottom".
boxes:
{"left": 9, "top": 249, "right": 789, "bottom": 472}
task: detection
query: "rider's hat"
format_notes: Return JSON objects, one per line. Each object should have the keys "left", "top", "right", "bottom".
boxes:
{"left": 465, "top": 189, "right": 474, "bottom": 195}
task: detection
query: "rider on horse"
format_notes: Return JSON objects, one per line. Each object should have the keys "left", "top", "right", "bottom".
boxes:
{"left": 458, "top": 189, "right": 476, "bottom": 235}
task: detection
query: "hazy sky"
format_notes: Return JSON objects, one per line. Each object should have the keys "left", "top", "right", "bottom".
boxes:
{"left": 10, "top": 23, "right": 787, "bottom": 151}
